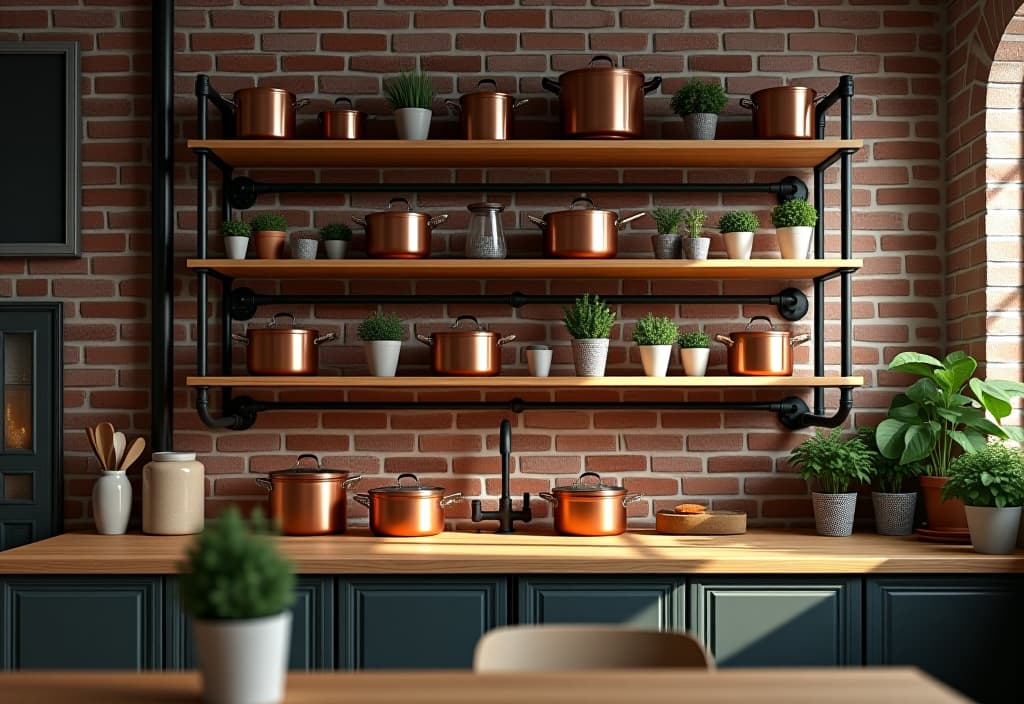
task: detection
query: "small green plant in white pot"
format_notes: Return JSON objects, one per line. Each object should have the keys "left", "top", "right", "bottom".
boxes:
{"left": 180, "top": 505, "right": 295, "bottom": 704}
{"left": 717, "top": 210, "right": 760, "bottom": 260}
{"left": 358, "top": 311, "right": 405, "bottom": 377}
{"left": 681, "top": 208, "right": 710, "bottom": 260}
{"left": 249, "top": 213, "right": 288, "bottom": 260}
{"left": 770, "top": 198, "right": 817, "bottom": 260}
{"left": 221, "top": 218, "right": 251, "bottom": 260}
{"left": 677, "top": 328, "right": 711, "bottom": 377}
{"left": 858, "top": 425, "right": 924, "bottom": 536}
{"left": 384, "top": 70, "right": 435, "bottom": 140}
{"left": 789, "top": 428, "right": 874, "bottom": 537}
{"left": 563, "top": 293, "right": 616, "bottom": 377}
{"left": 650, "top": 207, "right": 683, "bottom": 259}
{"left": 670, "top": 81, "right": 727, "bottom": 140}
{"left": 319, "top": 223, "right": 352, "bottom": 260}
{"left": 631, "top": 313, "right": 679, "bottom": 377}
{"left": 943, "top": 441, "right": 1024, "bottom": 554}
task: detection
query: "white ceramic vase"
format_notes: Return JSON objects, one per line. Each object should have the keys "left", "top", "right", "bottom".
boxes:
{"left": 678, "top": 347, "right": 710, "bottom": 377}
{"left": 323, "top": 240, "right": 347, "bottom": 259}
{"left": 395, "top": 107, "right": 431, "bottom": 140}
{"left": 193, "top": 611, "right": 292, "bottom": 704}
{"left": 224, "top": 236, "right": 249, "bottom": 260}
{"left": 811, "top": 492, "right": 857, "bottom": 537}
{"left": 638, "top": 344, "right": 673, "bottom": 377}
{"left": 571, "top": 338, "right": 610, "bottom": 377}
{"left": 365, "top": 340, "right": 402, "bottom": 377}
{"left": 93, "top": 470, "right": 132, "bottom": 535}
{"left": 776, "top": 226, "right": 813, "bottom": 259}
{"left": 723, "top": 231, "right": 754, "bottom": 259}
{"left": 965, "top": 505, "right": 1022, "bottom": 555}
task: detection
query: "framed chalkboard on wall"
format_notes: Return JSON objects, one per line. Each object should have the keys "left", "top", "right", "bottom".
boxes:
{"left": 0, "top": 42, "right": 80, "bottom": 257}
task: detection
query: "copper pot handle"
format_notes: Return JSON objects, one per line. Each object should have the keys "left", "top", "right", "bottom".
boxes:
{"left": 715, "top": 334, "right": 735, "bottom": 348}
{"left": 739, "top": 97, "right": 755, "bottom": 111}
{"left": 539, "top": 491, "right": 558, "bottom": 508}
{"left": 416, "top": 333, "right": 434, "bottom": 346}
{"left": 440, "top": 492, "right": 463, "bottom": 507}
{"left": 527, "top": 214, "right": 546, "bottom": 228}
{"left": 745, "top": 315, "right": 774, "bottom": 331}
{"left": 351, "top": 215, "right": 367, "bottom": 226}
{"left": 622, "top": 492, "right": 643, "bottom": 507}
{"left": 615, "top": 212, "right": 646, "bottom": 230}
{"left": 396, "top": 472, "right": 422, "bottom": 486}
{"left": 588, "top": 55, "right": 616, "bottom": 68}
{"left": 314, "top": 332, "right": 337, "bottom": 345}
{"left": 353, "top": 493, "right": 371, "bottom": 508}
{"left": 296, "top": 453, "right": 321, "bottom": 467}
{"left": 497, "top": 334, "right": 517, "bottom": 346}
{"left": 642, "top": 77, "right": 663, "bottom": 95}
{"left": 790, "top": 333, "right": 811, "bottom": 347}
{"left": 513, "top": 99, "right": 529, "bottom": 110}
{"left": 541, "top": 77, "right": 560, "bottom": 96}
{"left": 334, "top": 97, "right": 354, "bottom": 109}
{"left": 576, "top": 471, "right": 604, "bottom": 487}
{"left": 444, "top": 99, "right": 462, "bottom": 115}
{"left": 427, "top": 213, "right": 449, "bottom": 229}
{"left": 256, "top": 478, "right": 272, "bottom": 492}
{"left": 231, "top": 333, "right": 249, "bottom": 345}
{"left": 293, "top": 98, "right": 310, "bottom": 110}
{"left": 343, "top": 474, "right": 363, "bottom": 490}
{"left": 451, "top": 315, "right": 482, "bottom": 330}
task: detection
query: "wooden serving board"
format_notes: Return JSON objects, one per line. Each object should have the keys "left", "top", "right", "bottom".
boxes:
{"left": 655, "top": 510, "right": 747, "bottom": 535}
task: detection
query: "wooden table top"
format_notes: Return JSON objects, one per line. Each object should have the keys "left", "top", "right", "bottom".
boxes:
{"left": 0, "top": 667, "right": 969, "bottom": 703}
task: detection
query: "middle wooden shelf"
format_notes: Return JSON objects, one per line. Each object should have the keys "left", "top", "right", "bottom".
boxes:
{"left": 186, "top": 376, "right": 864, "bottom": 389}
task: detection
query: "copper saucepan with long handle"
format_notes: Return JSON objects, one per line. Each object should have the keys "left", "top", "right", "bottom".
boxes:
{"left": 528, "top": 195, "right": 645, "bottom": 258}
{"left": 715, "top": 316, "right": 810, "bottom": 376}
{"left": 416, "top": 315, "right": 516, "bottom": 376}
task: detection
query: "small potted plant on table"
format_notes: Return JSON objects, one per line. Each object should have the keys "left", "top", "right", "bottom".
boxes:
{"left": 249, "top": 213, "right": 289, "bottom": 260}
{"left": 319, "top": 223, "right": 352, "bottom": 260}
{"left": 650, "top": 207, "right": 683, "bottom": 259}
{"left": 670, "top": 80, "right": 728, "bottom": 141}
{"left": 677, "top": 328, "right": 711, "bottom": 377}
{"left": 789, "top": 428, "right": 874, "bottom": 537}
{"left": 770, "top": 198, "right": 817, "bottom": 260}
{"left": 384, "top": 70, "right": 435, "bottom": 140}
{"left": 180, "top": 505, "right": 295, "bottom": 704}
{"left": 942, "top": 441, "right": 1024, "bottom": 554}
{"left": 717, "top": 210, "right": 760, "bottom": 261}
{"left": 631, "top": 313, "right": 679, "bottom": 377}
{"left": 681, "top": 208, "right": 710, "bottom": 260}
{"left": 563, "top": 293, "right": 616, "bottom": 377}
{"left": 221, "top": 218, "right": 251, "bottom": 260}
{"left": 358, "top": 311, "right": 405, "bottom": 377}
{"left": 858, "top": 425, "right": 924, "bottom": 536}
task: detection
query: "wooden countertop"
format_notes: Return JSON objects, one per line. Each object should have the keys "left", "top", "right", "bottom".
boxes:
{"left": 0, "top": 667, "right": 969, "bottom": 704}
{"left": 1, "top": 528, "right": 1021, "bottom": 575}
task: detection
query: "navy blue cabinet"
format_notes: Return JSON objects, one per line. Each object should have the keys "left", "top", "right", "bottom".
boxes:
{"left": 518, "top": 577, "right": 684, "bottom": 630}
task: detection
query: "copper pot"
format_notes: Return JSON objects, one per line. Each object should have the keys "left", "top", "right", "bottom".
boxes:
{"left": 444, "top": 79, "right": 528, "bottom": 140}
{"left": 232, "top": 86, "right": 310, "bottom": 139}
{"left": 352, "top": 197, "right": 448, "bottom": 258}
{"left": 416, "top": 315, "right": 516, "bottom": 376}
{"left": 528, "top": 195, "right": 645, "bottom": 258}
{"left": 739, "top": 87, "right": 824, "bottom": 140}
{"left": 256, "top": 454, "right": 362, "bottom": 535}
{"left": 541, "top": 55, "right": 662, "bottom": 139}
{"left": 353, "top": 473, "right": 463, "bottom": 537}
{"left": 231, "top": 313, "right": 336, "bottom": 375}
{"left": 319, "top": 97, "right": 365, "bottom": 140}
{"left": 539, "top": 472, "right": 642, "bottom": 536}
{"left": 714, "top": 316, "right": 810, "bottom": 376}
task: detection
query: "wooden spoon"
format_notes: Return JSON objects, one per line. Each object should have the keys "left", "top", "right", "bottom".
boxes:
{"left": 119, "top": 437, "right": 146, "bottom": 472}
{"left": 113, "top": 431, "right": 126, "bottom": 470}
{"left": 94, "top": 422, "right": 116, "bottom": 473}
{"left": 85, "top": 426, "right": 106, "bottom": 470}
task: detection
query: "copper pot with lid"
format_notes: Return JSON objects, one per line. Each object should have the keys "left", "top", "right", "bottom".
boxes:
{"left": 528, "top": 195, "right": 645, "bottom": 258}
{"left": 444, "top": 79, "right": 529, "bottom": 140}
{"left": 255, "top": 454, "right": 362, "bottom": 535}
{"left": 739, "top": 86, "right": 825, "bottom": 140}
{"left": 540, "top": 472, "right": 643, "bottom": 536}
{"left": 231, "top": 86, "right": 310, "bottom": 139}
{"left": 416, "top": 315, "right": 516, "bottom": 376}
{"left": 352, "top": 197, "right": 449, "bottom": 259}
{"left": 353, "top": 473, "right": 463, "bottom": 537}
{"left": 714, "top": 316, "right": 811, "bottom": 376}
{"left": 319, "top": 97, "right": 366, "bottom": 139}
{"left": 231, "top": 313, "right": 336, "bottom": 375}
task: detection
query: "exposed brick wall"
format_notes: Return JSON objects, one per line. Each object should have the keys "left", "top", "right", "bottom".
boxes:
{"left": 1, "top": 1, "right": 979, "bottom": 532}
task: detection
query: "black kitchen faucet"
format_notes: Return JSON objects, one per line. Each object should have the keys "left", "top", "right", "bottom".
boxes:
{"left": 471, "top": 419, "right": 532, "bottom": 533}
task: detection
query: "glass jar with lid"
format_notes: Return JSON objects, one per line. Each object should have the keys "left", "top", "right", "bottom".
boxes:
{"left": 142, "top": 451, "right": 205, "bottom": 535}
{"left": 464, "top": 202, "right": 507, "bottom": 259}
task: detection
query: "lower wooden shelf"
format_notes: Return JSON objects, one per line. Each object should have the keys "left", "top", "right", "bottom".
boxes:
{"left": 186, "top": 375, "right": 864, "bottom": 389}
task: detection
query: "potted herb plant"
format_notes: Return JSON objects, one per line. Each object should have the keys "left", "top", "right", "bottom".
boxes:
{"left": 249, "top": 213, "right": 289, "bottom": 260}
{"left": 319, "top": 223, "right": 352, "bottom": 260}
{"left": 681, "top": 208, "right": 710, "bottom": 260}
{"left": 358, "top": 311, "right": 405, "bottom": 377}
{"left": 717, "top": 210, "right": 760, "bottom": 261}
{"left": 221, "top": 218, "right": 251, "bottom": 260}
{"left": 770, "top": 198, "right": 817, "bottom": 260}
{"left": 677, "top": 328, "right": 711, "bottom": 377}
{"left": 789, "top": 428, "right": 874, "bottom": 537}
{"left": 384, "top": 70, "right": 435, "bottom": 140}
{"left": 650, "top": 207, "right": 683, "bottom": 259}
{"left": 670, "top": 80, "right": 728, "bottom": 141}
{"left": 631, "top": 313, "right": 679, "bottom": 377}
{"left": 876, "top": 351, "right": 1024, "bottom": 533}
{"left": 943, "top": 441, "right": 1024, "bottom": 554}
{"left": 858, "top": 425, "right": 924, "bottom": 536}
{"left": 180, "top": 505, "right": 295, "bottom": 704}
{"left": 563, "top": 293, "right": 616, "bottom": 377}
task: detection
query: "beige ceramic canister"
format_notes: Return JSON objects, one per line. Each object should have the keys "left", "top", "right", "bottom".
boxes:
{"left": 142, "top": 451, "right": 205, "bottom": 535}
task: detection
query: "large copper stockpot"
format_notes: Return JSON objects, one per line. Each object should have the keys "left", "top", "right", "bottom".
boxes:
{"left": 352, "top": 197, "right": 449, "bottom": 258}
{"left": 256, "top": 454, "right": 362, "bottom": 535}
{"left": 353, "top": 473, "right": 463, "bottom": 537}
{"left": 231, "top": 313, "right": 336, "bottom": 375}
{"left": 416, "top": 316, "right": 516, "bottom": 376}
{"left": 528, "top": 195, "right": 645, "bottom": 258}
{"left": 739, "top": 87, "right": 823, "bottom": 140}
{"left": 232, "top": 87, "right": 309, "bottom": 139}
{"left": 714, "top": 316, "right": 810, "bottom": 376}
{"left": 539, "top": 472, "right": 642, "bottom": 536}
{"left": 541, "top": 55, "right": 662, "bottom": 139}
{"left": 444, "top": 79, "right": 528, "bottom": 140}
{"left": 319, "top": 97, "right": 365, "bottom": 139}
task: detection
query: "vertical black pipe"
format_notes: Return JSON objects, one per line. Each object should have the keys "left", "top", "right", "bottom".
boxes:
{"left": 840, "top": 78, "right": 854, "bottom": 382}
{"left": 150, "top": 0, "right": 174, "bottom": 451}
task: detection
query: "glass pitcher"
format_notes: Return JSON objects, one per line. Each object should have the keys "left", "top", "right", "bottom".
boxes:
{"left": 465, "top": 202, "right": 507, "bottom": 259}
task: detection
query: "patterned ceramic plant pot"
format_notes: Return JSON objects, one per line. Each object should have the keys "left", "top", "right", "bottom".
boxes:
{"left": 651, "top": 234, "right": 679, "bottom": 259}
{"left": 571, "top": 338, "right": 610, "bottom": 377}
{"left": 684, "top": 113, "right": 717, "bottom": 140}
{"left": 811, "top": 492, "right": 856, "bottom": 537}
{"left": 872, "top": 491, "right": 917, "bottom": 537}
{"left": 682, "top": 237, "right": 710, "bottom": 260}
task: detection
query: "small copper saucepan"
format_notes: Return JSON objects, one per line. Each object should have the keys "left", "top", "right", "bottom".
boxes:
{"left": 353, "top": 473, "right": 463, "bottom": 537}
{"left": 231, "top": 86, "right": 310, "bottom": 139}
{"left": 256, "top": 454, "right": 362, "bottom": 535}
{"left": 715, "top": 316, "right": 810, "bottom": 376}
{"left": 445, "top": 79, "right": 529, "bottom": 140}
{"left": 352, "top": 197, "right": 449, "bottom": 258}
{"left": 540, "top": 472, "right": 642, "bottom": 536}
{"left": 528, "top": 195, "right": 645, "bottom": 258}
{"left": 231, "top": 313, "right": 336, "bottom": 375}
{"left": 416, "top": 315, "right": 516, "bottom": 376}
{"left": 319, "top": 97, "right": 366, "bottom": 140}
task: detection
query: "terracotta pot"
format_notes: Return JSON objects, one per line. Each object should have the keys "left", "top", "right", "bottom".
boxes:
{"left": 254, "top": 230, "right": 286, "bottom": 259}
{"left": 919, "top": 475, "right": 968, "bottom": 532}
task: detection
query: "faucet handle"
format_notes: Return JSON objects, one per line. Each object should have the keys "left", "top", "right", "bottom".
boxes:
{"left": 517, "top": 492, "right": 533, "bottom": 522}
{"left": 471, "top": 498, "right": 484, "bottom": 522}
{"left": 500, "top": 419, "right": 511, "bottom": 456}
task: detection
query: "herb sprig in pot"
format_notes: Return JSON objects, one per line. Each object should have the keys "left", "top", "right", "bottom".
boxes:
{"left": 789, "top": 428, "right": 874, "bottom": 537}
{"left": 563, "top": 294, "right": 616, "bottom": 377}
{"left": 631, "top": 313, "right": 679, "bottom": 377}
{"left": 358, "top": 311, "right": 405, "bottom": 377}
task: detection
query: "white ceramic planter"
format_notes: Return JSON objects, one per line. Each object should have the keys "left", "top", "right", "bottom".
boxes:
{"left": 193, "top": 611, "right": 292, "bottom": 704}
{"left": 678, "top": 347, "right": 710, "bottom": 377}
{"left": 722, "top": 231, "right": 754, "bottom": 260}
{"left": 965, "top": 505, "right": 1022, "bottom": 555}
{"left": 365, "top": 340, "right": 402, "bottom": 377}
{"left": 526, "top": 347, "right": 552, "bottom": 377}
{"left": 224, "top": 236, "right": 249, "bottom": 260}
{"left": 776, "top": 226, "right": 813, "bottom": 259}
{"left": 871, "top": 491, "right": 917, "bottom": 537}
{"left": 93, "top": 470, "right": 132, "bottom": 535}
{"left": 571, "top": 338, "right": 610, "bottom": 377}
{"left": 323, "top": 240, "right": 348, "bottom": 259}
{"left": 811, "top": 492, "right": 857, "bottom": 537}
{"left": 638, "top": 344, "right": 673, "bottom": 377}
{"left": 395, "top": 107, "right": 431, "bottom": 140}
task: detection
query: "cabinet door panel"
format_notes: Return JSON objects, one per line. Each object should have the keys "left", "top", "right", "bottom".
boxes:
{"left": 0, "top": 577, "right": 161, "bottom": 670}
{"left": 689, "top": 577, "right": 861, "bottom": 667}
{"left": 518, "top": 577, "right": 684, "bottom": 629}
{"left": 338, "top": 577, "right": 507, "bottom": 670}
{"left": 866, "top": 576, "right": 1024, "bottom": 703}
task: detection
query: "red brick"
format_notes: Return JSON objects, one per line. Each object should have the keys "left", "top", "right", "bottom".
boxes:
{"left": 754, "top": 9, "right": 814, "bottom": 28}
{"left": 348, "top": 10, "right": 411, "bottom": 29}
{"left": 521, "top": 33, "right": 586, "bottom": 50}
{"left": 484, "top": 9, "right": 545, "bottom": 27}
{"left": 682, "top": 477, "right": 739, "bottom": 495}
{"left": 54, "top": 10, "right": 115, "bottom": 27}
{"left": 789, "top": 32, "right": 856, "bottom": 51}
{"left": 585, "top": 455, "right": 647, "bottom": 473}
{"left": 457, "top": 33, "right": 516, "bottom": 52}
{"left": 556, "top": 434, "right": 618, "bottom": 452}
{"left": 624, "top": 477, "right": 680, "bottom": 496}
{"left": 392, "top": 33, "right": 451, "bottom": 52}
{"left": 280, "top": 10, "right": 343, "bottom": 28}
{"left": 691, "top": 55, "right": 753, "bottom": 73}
{"left": 259, "top": 34, "right": 316, "bottom": 52}
{"left": 621, "top": 10, "right": 685, "bottom": 28}
{"left": 191, "top": 33, "right": 255, "bottom": 51}
{"left": 551, "top": 10, "right": 614, "bottom": 28}
{"left": 0, "top": 10, "right": 48, "bottom": 27}
{"left": 690, "top": 10, "right": 751, "bottom": 29}
{"left": 210, "top": 10, "right": 275, "bottom": 28}
{"left": 321, "top": 33, "right": 388, "bottom": 52}
{"left": 745, "top": 477, "right": 808, "bottom": 495}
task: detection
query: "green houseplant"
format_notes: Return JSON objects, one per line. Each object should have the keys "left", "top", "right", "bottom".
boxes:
{"left": 717, "top": 210, "right": 760, "bottom": 260}
{"left": 858, "top": 425, "right": 925, "bottom": 536}
{"left": 650, "top": 207, "right": 683, "bottom": 259}
{"left": 770, "top": 199, "right": 817, "bottom": 260}
{"left": 631, "top": 313, "right": 679, "bottom": 377}
{"left": 677, "top": 328, "right": 711, "bottom": 377}
{"left": 681, "top": 208, "right": 710, "bottom": 260}
{"left": 789, "top": 428, "right": 874, "bottom": 537}
{"left": 180, "top": 505, "right": 295, "bottom": 704}
{"left": 249, "top": 213, "right": 289, "bottom": 260}
{"left": 221, "top": 218, "right": 251, "bottom": 260}
{"left": 563, "top": 294, "right": 616, "bottom": 377}
{"left": 319, "top": 222, "right": 352, "bottom": 260}
{"left": 942, "top": 442, "right": 1024, "bottom": 553}
{"left": 670, "top": 81, "right": 727, "bottom": 140}
{"left": 358, "top": 311, "right": 405, "bottom": 377}
{"left": 384, "top": 70, "right": 435, "bottom": 140}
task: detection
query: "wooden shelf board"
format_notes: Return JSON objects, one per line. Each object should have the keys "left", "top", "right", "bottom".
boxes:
{"left": 186, "top": 258, "right": 862, "bottom": 280}
{"left": 186, "top": 375, "right": 864, "bottom": 389}
{"left": 187, "top": 139, "right": 863, "bottom": 169}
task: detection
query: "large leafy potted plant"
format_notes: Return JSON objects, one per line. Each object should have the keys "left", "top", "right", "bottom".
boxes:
{"left": 631, "top": 313, "right": 679, "bottom": 377}
{"left": 876, "top": 351, "right": 1024, "bottom": 533}
{"left": 677, "top": 328, "right": 711, "bottom": 377}
{"left": 942, "top": 441, "right": 1024, "bottom": 554}
{"left": 858, "top": 425, "right": 924, "bottom": 536}
{"left": 717, "top": 210, "right": 760, "bottom": 261}
{"left": 650, "top": 207, "right": 682, "bottom": 259}
{"left": 670, "top": 80, "right": 727, "bottom": 140}
{"left": 563, "top": 293, "right": 616, "bottom": 377}
{"left": 180, "top": 505, "right": 295, "bottom": 704}
{"left": 384, "top": 70, "right": 435, "bottom": 140}
{"left": 358, "top": 311, "right": 405, "bottom": 377}
{"left": 789, "top": 428, "right": 874, "bottom": 537}
{"left": 770, "top": 198, "right": 817, "bottom": 260}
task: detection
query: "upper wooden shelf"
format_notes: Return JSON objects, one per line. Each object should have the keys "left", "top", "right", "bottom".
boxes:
{"left": 187, "top": 258, "right": 862, "bottom": 281}
{"left": 186, "top": 139, "right": 863, "bottom": 170}
{"left": 186, "top": 376, "right": 864, "bottom": 389}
